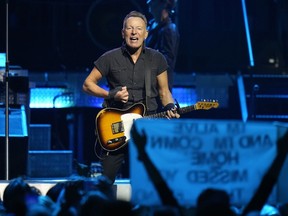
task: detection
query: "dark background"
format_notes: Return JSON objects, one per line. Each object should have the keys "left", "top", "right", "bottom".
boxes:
{"left": 0, "top": 0, "right": 285, "bottom": 74}
{"left": 1, "top": 0, "right": 287, "bottom": 175}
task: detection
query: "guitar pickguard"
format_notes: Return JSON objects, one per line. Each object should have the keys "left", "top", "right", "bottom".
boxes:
{"left": 121, "top": 113, "right": 143, "bottom": 141}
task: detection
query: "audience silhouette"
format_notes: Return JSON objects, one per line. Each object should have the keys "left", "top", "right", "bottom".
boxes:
{"left": 195, "top": 188, "right": 235, "bottom": 216}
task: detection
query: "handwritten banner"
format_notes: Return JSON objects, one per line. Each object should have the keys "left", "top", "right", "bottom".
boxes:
{"left": 129, "top": 119, "right": 277, "bottom": 207}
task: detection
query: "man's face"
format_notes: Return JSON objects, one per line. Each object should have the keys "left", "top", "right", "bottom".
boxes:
{"left": 122, "top": 17, "right": 148, "bottom": 49}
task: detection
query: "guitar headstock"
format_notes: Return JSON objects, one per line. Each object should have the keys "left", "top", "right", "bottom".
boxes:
{"left": 194, "top": 100, "right": 219, "bottom": 110}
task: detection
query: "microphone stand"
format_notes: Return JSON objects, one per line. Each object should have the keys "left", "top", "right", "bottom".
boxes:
{"left": 5, "top": 0, "right": 10, "bottom": 180}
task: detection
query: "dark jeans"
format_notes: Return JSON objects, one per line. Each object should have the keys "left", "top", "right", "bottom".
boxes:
{"left": 101, "top": 145, "right": 129, "bottom": 184}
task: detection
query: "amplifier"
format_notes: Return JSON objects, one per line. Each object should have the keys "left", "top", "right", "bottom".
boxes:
{"left": 27, "top": 150, "right": 73, "bottom": 178}
{"left": 29, "top": 124, "right": 51, "bottom": 150}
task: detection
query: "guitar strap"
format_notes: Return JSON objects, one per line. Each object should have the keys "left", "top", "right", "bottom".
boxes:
{"left": 144, "top": 51, "right": 152, "bottom": 112}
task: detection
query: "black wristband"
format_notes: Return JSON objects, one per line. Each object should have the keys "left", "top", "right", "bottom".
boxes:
{"left": 164, "top": 103, "right": 175, "bottom": 111}
{"left": 108, "top": 86, "right": 122, "bottom": 99}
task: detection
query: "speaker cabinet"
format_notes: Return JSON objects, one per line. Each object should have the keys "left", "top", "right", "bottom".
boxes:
{"left": 0, "top": 105, "right": 28, "bottom": 180}
{"left": 29, "top": 124, "right": 51, "bottom": 150}
{"left": 0, "top": 137, "right": 28, "bottom": 180}
{"left": 27, "top": 150, "right": 73, "bottom": 178}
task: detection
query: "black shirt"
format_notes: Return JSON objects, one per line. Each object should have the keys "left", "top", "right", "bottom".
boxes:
{"left": 94, "top": 44, "right": 168, "bottom": 112}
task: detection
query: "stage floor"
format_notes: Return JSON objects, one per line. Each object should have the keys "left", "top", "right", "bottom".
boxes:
{"left": 0, "top": 178, "right": 131, "bottom": 201}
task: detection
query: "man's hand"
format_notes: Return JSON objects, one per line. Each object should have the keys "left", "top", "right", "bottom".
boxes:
{"left": 113, "top": 86, "right": 129, "bottom": 103}
{"left": 166, "top": 108, "right": 180, "bottom": 119}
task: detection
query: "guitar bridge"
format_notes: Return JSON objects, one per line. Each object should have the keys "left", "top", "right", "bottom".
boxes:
{"left": 111, "top": 121, "right": 124, "bottom": 134}
{"left": 107, "top": 136, "right": 126, "bottom": 145}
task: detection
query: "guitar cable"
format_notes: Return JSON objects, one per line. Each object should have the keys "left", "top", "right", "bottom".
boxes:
{"left": 94, "top": 140, "right": 107, "bottom": 160}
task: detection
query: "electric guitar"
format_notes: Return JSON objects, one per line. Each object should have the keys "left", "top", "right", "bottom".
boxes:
{"left": 95, "top": 100, "right": 219, "bottom": 152}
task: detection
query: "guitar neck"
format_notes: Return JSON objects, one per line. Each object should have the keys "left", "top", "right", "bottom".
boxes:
{"left": 145, "top": 105, "right": 196, "bottom": 119}
{"left": 177, "top": 105, "right": 196, "bottom": 114}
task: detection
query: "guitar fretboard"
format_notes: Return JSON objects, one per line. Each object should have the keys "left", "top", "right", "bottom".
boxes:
{"left": 144, "top": 104, "right": 197, "bottom": 119}
{"left": 144, "top": 112, "right": 167, "bottom": 119}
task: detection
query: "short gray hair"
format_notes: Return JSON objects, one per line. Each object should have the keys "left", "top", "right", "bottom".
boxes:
{"left": 122, "top": 11, "right": 148, "bottom": 29}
